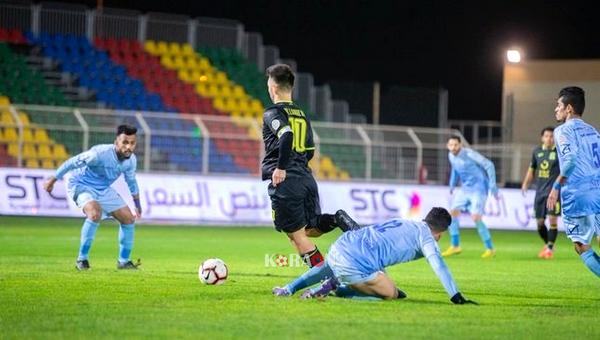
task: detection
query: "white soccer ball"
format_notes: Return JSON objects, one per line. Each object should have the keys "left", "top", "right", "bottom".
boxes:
{"left": 199, "top": 258, "right": 228, "bottom": 285}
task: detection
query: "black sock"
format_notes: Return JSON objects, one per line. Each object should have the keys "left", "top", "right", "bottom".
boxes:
{"left": 301, "top": 247, "right": 324, "bottom": 268}
{"left": 315, "top": 214, "right": 336, "bottom": 234}
{"left": 548, "top": 225, "right": 558, "bottom": 249}
{"left": 537, "top": 222, "right": 548, "bottom": 244}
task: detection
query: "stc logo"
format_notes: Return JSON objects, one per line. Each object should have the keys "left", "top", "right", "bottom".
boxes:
{"left": 349, "top": 188, "right": 421, "bottom": 217}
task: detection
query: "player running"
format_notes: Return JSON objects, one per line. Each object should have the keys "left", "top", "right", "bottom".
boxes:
{"left": 272, "top": 207, "right": 477, "bottom": 304}
{"left": 262, "top": 64, "right": 359, "bottom": 268}
{"left": 521, "top": 127, "right": 561, "bottom": 259}
{"left": 43, "top": 124, "right": 142, "bottom": 271}
{"left": 443, "top": 136, "right": 498, "bottom": 258}
{"left": 547, "top": 87, "right": 600, "bottom": 278}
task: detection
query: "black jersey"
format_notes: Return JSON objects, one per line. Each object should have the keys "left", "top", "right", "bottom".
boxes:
{"left": 529, "top": 145, "right": 560, "bottom": 195}
{"left": 261, "top": 101, "right": 315, "bottom": 180}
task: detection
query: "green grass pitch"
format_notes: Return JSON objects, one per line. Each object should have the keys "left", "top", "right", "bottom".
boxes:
{"left": 1, "top": 216, "right": 599, "bottom": 339}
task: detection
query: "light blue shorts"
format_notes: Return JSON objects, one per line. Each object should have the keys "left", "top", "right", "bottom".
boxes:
{"left": 326, "top": 245, "right": 382, "bottom": 285}
{"left": 451, "top": 190, "right": 487, "bottom": 215}
{"left": 68, "top": 184, "right": 127, "bottom": 219}
{"left": 563, "top": 214, "right": 600, "bottom": 245}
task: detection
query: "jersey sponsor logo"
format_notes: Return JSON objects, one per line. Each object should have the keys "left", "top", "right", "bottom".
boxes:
{"left": 537, "top": 152, "right": 544, "bottom": 157}
{"left": 549, "top": 152, "right": 556, "bottom": 160}
{"left": 566, "top": 223, "right": 580, "bottom": 235}
{"left": 560, "top": 143, "right": 571, "bottom": 155}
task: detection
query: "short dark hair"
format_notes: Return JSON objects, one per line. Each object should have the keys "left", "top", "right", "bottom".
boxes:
{"left": 558, "top": 86, "right": 585, "bottom": 116}
{"left": 540, "top": 126, "right": 554, "bottom": 136}
{"left": 266, "top": 64, "right": 295, "bottom": 90}
{"left": 117, "top": 124, "right": 137, "bottom": 136}
{"left": 423, "top": 207, "right": 452, "bottom": 233}
{"left": 448, "top": 135, "right": 462, "bottom": 143}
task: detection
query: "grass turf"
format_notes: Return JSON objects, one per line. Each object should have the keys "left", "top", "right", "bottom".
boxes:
{"left": 1, "top": 216, "right": 599, "bottom": 339}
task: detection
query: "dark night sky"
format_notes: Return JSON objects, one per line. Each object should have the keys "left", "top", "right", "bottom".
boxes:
{"left": 67, "top": 0, "right": 600, "bottom": 123}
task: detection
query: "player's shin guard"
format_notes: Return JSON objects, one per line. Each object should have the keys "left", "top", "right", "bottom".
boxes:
{"left": 301, "top": 247, "right": 324, "bottom": 268}
{"left": 449, "top": 218, "right": 460, "bottom": 247}
{"left": 475, "top": 220, "right": 494, "bottom": 249}
{"left": 548, "top": 224, "right": 558, "bottom": 249}
{"left": 580, "top": 249, "right": 600, "bottom": 277}
{"left": 78, "top": 219, "right": 99, "bottom": 261}
{"left": 315, "top": 214, "right": 336, "bottom": 234}
{"left": 118, "top": 223, "right": 135, "bottom": 263}
{"left": 537, "top": 221, "right": 548, "bottom": 244}
{"left": 286, "top": 263, "right": 334, "bottom": 294}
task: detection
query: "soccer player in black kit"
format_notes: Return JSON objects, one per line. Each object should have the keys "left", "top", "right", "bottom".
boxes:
{"left": 521, "top": 127, "right": 561, "bottom": 259}
{"left": 261, "top": 64, "right": 359, "bottom": 268}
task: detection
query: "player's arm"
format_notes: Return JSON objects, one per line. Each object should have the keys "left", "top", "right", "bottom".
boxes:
{"left": 124, "top": 157, "right": 142, "bottom": 217}
{"left": 264, "top": 109, "right": 292, "bottom": 186}
{"left": 521, "top": 151, "right": 537, "bottom": 196}
{"left": 449, "top": 167, "right": 459, "bottom": 194}
{"left": 422, "top": 240, "right": 477, "bottom": 304}
{"left": 547, "top": 128, "right": 577, "bottom": 209}
{"left": 43, "top": 150, "right": 98, "bottom": 193}
{"left": 467, "top": 149, "right": 498, "bottom": 195}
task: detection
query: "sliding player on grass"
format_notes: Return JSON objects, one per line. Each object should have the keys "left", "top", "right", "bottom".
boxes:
{"left": 273, "top": 207, "right": 477, "bottom": 305}
{"left": 43, "top": 124, "right": 142, "bottom": 270}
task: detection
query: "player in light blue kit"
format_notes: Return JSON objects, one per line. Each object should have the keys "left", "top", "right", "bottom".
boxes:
{"left": 273, "top": 208, "right": 477, "bottom": 304}
{"left": 443, "top": 136, "right": 498, "bottom": 258}
{"left": 43, "top": 125, "right": 142, "bottom": 271}
{"left": 546, "top": 87, "right": 600, "bottom": 278}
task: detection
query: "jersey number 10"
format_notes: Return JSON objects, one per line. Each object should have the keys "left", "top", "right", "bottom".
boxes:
{"left": 288, "top": 117, "right": 308, "bottom": 152}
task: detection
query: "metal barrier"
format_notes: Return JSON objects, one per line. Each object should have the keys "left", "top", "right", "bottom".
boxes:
{"left": 0, "top": 2, "right": 31, "bottom": 31}
{"left": 93, "top": 8, "right": 140, "bottom": 40}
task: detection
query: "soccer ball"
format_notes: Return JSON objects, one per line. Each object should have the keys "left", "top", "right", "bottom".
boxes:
{"left": 199, "top": 258, "right": 228, "bottom": 285}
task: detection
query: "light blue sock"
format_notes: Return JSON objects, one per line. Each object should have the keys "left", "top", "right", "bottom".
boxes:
{"left": 78, "top": 219, "right": 99, "bottom": 261}
{"left": 335, "top": 284, "right": 382, "bottom": 301}
{"left": 118, "top": 223, "right": 135, "bottom": 263}
{"left": 449, "top": 218, "right": 460, "bottom": 247}
{"left": 580, "top": 249, "right": 600, "bottom": 277}
{"left": 475, "top": 220, "right": 493, "bottom": 249}
{"left": 285, "top": 263, "right": 334, "bottom": 294}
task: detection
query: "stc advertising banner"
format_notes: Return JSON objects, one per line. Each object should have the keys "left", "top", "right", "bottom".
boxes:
{"left": 0, "top": 167, "right": 556, "bottom": 231}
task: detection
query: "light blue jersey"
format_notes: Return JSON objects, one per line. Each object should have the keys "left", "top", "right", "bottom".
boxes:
{"left": 554, "top": 118, "right": 600, "bottom": 217}
{"left": 449, "top": 148, "right": 497, "bottom": 194}
{"left": 55, "top": 144, "right": 139, "bottom": 195}
{"left": 328, "top": 218, "right": 459, "bottom": 297}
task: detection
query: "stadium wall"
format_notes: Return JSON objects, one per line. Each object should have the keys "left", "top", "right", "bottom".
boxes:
{"left": 0, "top": 167, "right": 562, "bottom": 231}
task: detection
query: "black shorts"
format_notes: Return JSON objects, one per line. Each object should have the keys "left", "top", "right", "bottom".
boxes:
{"left": 267, "top": 176, "right": 321, "bottom": 233}
{"left": 534, "top": 192, "right": 561, "bottom": 219}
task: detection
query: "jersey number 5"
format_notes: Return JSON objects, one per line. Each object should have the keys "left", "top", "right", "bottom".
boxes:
{"left": 288, "top": 117, "right": 308, "bottom": 152}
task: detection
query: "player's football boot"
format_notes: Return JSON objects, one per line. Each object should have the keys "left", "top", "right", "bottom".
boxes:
{"left": 334, "top": 210, "right": 361, "bottom": 231}
{"left": 538, "top": 246, "right": 548, "bottom": 258}
{"left": 272, "top": 286, "right": 292, "bottom": 297}
{"left": 117, "top": 259, "right": 141, "bottom": 270}
{"left": 300, "top": 277, "right": 338, "bottom": 299}
{"left": 542, "top": 248, "right": 554, "bottom": 259}
{"left": 481, "top": 249, "right": 496, "bottom": 259}
{"left": 441, "top": 246, "right": 462, "bottom": 257}
{"left": 75, "top": 259, "right": 90, "bottom": 271}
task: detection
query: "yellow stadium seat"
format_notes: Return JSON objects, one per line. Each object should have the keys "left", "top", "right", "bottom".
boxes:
{"left": 7, "top": 143, "right": 18, "bottom": 156}
{"left": 0, "top": 129, "right": 3, "bottom": 140}
{"left": 181, "top": 44, "right": 194, "bottom": 56}
{"left": 25, "top": 158, "right": 39, "bottom": 168}
{"left": 185, "top": 57, "right": 198, "bottom": 70}
{"left": 207, "top": 85, "right": 219, "bottom": 98}
{"left": 213, "top": 98, "right": 226, "bottom": 111}
{"left": 238, "top": 99, "right": 250, "bottom": 112}
{"left": 224, "top": 98, "right": 240, "bottom": 112}
{"left": 34, "top": 129, "right": 50, "bottom": 143}
{"left": 1, "top": 111, "right": 14, "bottom": 124}
{"left": 339, "top": 171, "right": 351, "bottom": 180}
{"left": 215, "top": 71, "right": 228, "bottom": 85}
{"left": 232, "top": 85, "right": 246, "bottom": 99}
{"left": 144, "top": 40, "right": 158, "bottom": 55}
{"left": 178, "top": 69, "right": 192, "bottom": 83}
{"left": 157, "top": 41, "right": 169, "bottom": 55}
{"left": 320, "top": 157, "right": 335, "bottom": 172}
{"left": 17, "top": 112, "right": 30, "bottom": 125}
{"left": 41, "top": 159, "right": 55, "bottom": 169}
{"left": 22, "top": 129, "right": 34, "bottom": 142}
{"left": 220, "top": 85, "right": 233, "bottom": 98}
{"left": 195, "top": 83, "right": 209, "bottom": 96}
{"left": 38, "top": 144, "right": 52, "bottom": 158}
{"left": 173, "top": 56, "right": 185, "bottom": 69}
{"left": 0, "top": 96, "right": 10, "bottom": 106}
{"left": 23, "top": 143, "right": 37, "bottom": 158}
{"left": 160, "top": 55, "right": 174, "bottom": 68}
{"left": 168, "top": 42, "right": 182, "bottom": 55}
{"left": 198, "top": 58, "right": 211, "bottom": 70}
{"left": 250, "top": 99, "right": 263, "bottom": 114}
{"left": 53, "top": 144, "right": 68, "bottom": 159}
{"left": 3, "top": 128, "right": 18, "bottom": 141}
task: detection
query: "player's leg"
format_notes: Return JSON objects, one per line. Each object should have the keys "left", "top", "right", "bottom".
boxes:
{"left": 76, "top": 197, "right": 103, "bottom": 269}
{"left": 287, "top": 228, "right": 324, "bottom": 267}
{"left": 442, "top": 190, "right": 467, "bottom": 256}
{"left": 101, "top": 188, "right": 139, "bottom": 269}
{"left": 564, "top": 215, "right": 600, "bottom": 277}
{"left": 534, "top": 193, "right": 551, "bottom": 258}
{"left": 545, "top": 215, "right": 559, "bottom": 257}
{"left": 347, "top": 272, "right": 403, "bottom": 300}
{"left": 273, "top": 262, "right": 335, "bottom": 296}
{"left": 471, "top": 193, "right": 495, "bottom": 258}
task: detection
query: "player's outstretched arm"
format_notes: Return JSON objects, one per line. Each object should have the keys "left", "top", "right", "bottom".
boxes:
{"left": 422, "top": 241, "right": 466, "bottom": 303}
{"left": 43, "top": 150, "right": 97, "bottom": 193}
{"left": 123, "top": 158, "right": 141, "bottom": 217}
{"left": 467, "top": 149, "right": 498, "bottom": 195}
